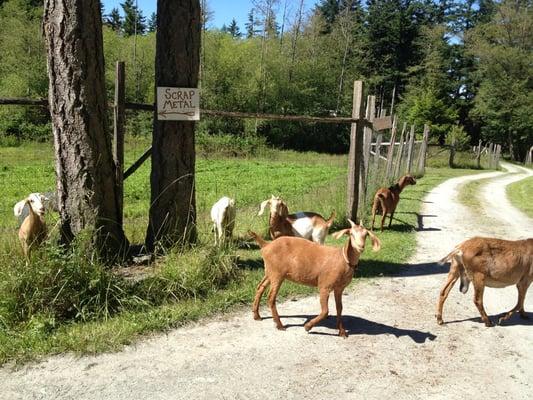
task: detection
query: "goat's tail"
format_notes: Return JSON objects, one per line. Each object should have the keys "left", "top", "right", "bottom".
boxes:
{"left": 438, "top": 247, "right": 470, "bottom": 294}
{"left": 248, "top": 230, "right": 269, "bottom": 248}
{"left": 325, "top": 210, "right": 336, "bottom": 228}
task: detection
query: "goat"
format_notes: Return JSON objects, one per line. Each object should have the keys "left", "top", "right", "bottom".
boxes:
{"left": 371, "top": 175, "right": 417, "bottom": 232}
{"left": 436, "top": 237, "right": 533, "bottom": 326}
{"left": 258, "top": 195, "right": 335, "bottom": 244}
{"left": 250, "top": 219, "right": 381, "bottom": 337}
{"left": 13, "top": 193, "right": 48, "bottom": 260}
{"left": 210, "top": 196, "right": 236, "bottom": 245}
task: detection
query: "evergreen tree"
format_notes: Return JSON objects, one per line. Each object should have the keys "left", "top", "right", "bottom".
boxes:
{"left": 147, "top": 12, "right": 156, "bottom": 32}
{"left": 228, "top": 18, "right": 241, "bottom": 38}
{"left": 105, "top": 7, "right": 122, "bottom": 33}
{"left": 121, "top": 0, "right": 146, "bottom": 36}
{"left": 221, "top": 23, "right": 228, "bottom": 33}
{"left": 245, "top": 9, "right": 256, "bottom": 38}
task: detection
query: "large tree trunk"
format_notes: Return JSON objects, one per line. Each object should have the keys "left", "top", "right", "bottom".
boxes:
{"left": 145, "top": 0, "right": 201, "bottom": 251}
{"left": 43, "top": 0, "right": 128, "bottom": 260}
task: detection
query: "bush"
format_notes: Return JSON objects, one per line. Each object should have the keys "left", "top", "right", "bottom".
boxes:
{"left": 445, "top": 125, "right": 471, "bottom": 151}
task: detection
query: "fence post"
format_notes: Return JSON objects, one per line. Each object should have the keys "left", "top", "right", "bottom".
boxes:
{"left": 476, "top": 139, "right": 482, "bottom": 169}
{"left": 406, "top": 124, "right": 415, "bottom": 173}
{"left": 449, "top": 138, "right": 456, "bottom": 168}
{"left": 113, "top": 61, "right": 125, "bottom": 227}
{"left": 359, "top": 95, "right": 375, "bottom": 210}
{"left": 373, "top": 132, "right": 383, "bottom": 178}
{"left": 393, "top": 122, "right": 407, "bottom": 179}
{"left": 416, "top": 124, "right": 430, "bottom": 176}
{"left": 526, "top": 146, "right": 533, "bottom": 165}
{"left": 495, "top": 144, "right": 501, "bottom": 169}
{"left": 385, "top": 115, "right": 398, "bottom": 181}
{"left": 346, "top": 81, "right": 366, "bottom": 222}
{"left": 487, "top": 143, "right": 494, "bottom": 169}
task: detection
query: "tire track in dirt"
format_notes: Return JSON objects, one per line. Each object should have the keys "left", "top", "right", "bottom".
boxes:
{"left": 1, "top": 168, "right": 532, "bottom": 400}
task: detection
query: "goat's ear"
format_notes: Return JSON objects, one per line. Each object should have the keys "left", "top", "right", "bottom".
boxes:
{"left": 332, "top": 229, "right": 350, "bottom": 239}
{"left": 14, "top": 200, "right": 26, "bottom": 216}
{"left": 367, "top": 230, "right": 381, "bottom": 252}
{"left": 258, "top": 199, "right": 270, "bottom": 216}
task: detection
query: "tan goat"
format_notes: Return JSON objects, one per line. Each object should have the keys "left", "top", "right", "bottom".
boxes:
{"left": 258, "top": 195, "right": 335, "bottom": 244}
{"left": 13, "top": 193, "right": 48, "bottom": 260}
{"left": 371, "top": 175, "right": 417, "bottom": 232}
{"left": 250, "top": 220, "right": 381, "bottom": 337}
{"left": 436, "top": 237, "right": 533, "bottom": 326}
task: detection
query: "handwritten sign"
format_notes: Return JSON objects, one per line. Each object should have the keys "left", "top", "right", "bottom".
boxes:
{"left": 157, "top": 87, "right": 200, "bottom": 121}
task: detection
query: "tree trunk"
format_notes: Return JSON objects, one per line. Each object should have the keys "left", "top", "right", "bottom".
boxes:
{"left": 146, "top": 0, "right": 200, "bottom": 251}
{"left": 43, "top": 0, "right": 128, "bottom": 260}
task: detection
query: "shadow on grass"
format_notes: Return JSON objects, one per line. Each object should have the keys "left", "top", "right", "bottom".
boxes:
{"left": 262, "top": 314, "right": 436, "bottom": 343}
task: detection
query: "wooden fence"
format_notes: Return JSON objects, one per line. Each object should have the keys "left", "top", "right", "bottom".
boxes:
{"left": 1, "top": 64, "right": 431, "bottom": 224}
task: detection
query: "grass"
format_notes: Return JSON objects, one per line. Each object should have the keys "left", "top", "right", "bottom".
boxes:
{"left": 507, "top": 175, "right": 533, "bottom": 218}
{"left": 0, "top": 139, "right": 482, "bottom": 365}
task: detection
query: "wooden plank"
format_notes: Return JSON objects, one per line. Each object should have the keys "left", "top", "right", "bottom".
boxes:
{"left": 113, "top": 61, "right": 125, "bottom": 227}
{"left": 124, "top": 147, "right": 152, "bottom": 180}
{"left": 416, "top": 124, "right": 430, "bottom": 176}
{"left": 346, "top": 80, "right": 366, "bottom": 222}
{"left": 476, "top": 139, "right": 482, "bottom": 169}
{"left": 406, "top": 124, "right": 415, "bottom": 173}
{"left": 393, "top": 122, "right": 407, "bottom": 179}
{"left": 373, "top": 115, "right": 392, "bottom": 131}
{"left": 385, "top": 115, "right": 398, "bottom": 180}
{"left": 359, "top": 95, "right": 375, "bottom": 210}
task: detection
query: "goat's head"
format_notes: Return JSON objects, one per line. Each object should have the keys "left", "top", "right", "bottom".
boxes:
{"left": 399, "top": 174, "right": 417, "bottom": 188}
{"left": 258, "top": 195, "right": 288, "bottom": 218}
{"left": 332, "top": 219, "right": 381, "bottom": 253}
{"left": 14, "top": 193, "right": 48, "bottom": 217}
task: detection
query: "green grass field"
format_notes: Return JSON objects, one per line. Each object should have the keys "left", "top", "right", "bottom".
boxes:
{"left": 0, "top": 139, "right": 479, "bottom": 364}
{"left": 507, "top": 175, "right": 533, "bottom": 218}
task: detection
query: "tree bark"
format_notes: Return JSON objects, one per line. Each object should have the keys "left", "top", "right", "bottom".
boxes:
{"left": 146, "top": 0, "right": 200, "bottom": 251}
{"left": 43, "top": 0, "right": 128, "bottom": 260}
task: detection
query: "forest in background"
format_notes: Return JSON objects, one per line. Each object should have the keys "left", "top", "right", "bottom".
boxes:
{"left": 0, "top": 0, "right": 531, "bottom": 159}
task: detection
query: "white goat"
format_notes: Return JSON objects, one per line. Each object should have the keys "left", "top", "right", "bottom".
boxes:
{"left": 210, "top": 196, "right": 236, "bottom": 245}
{"left": 258, "top": 195, "right": 335, "bottom": 245}
{"left": 13, "top": 193, "right": 48, "bottom": 259}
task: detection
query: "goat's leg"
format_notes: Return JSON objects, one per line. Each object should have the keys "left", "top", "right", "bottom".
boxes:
{"left": 267, "top": 279, "right": 285, "bottom": 330}
{"left": 253, "top": 276, "right": 270, "bottom": 320}
{"left": 436, "top": 261, "right": 460, "bottom": 325}
{"left": 499, "top": 279, "right": 531, "bottom": 324}
{"left": 304, "top": 288, "right": 330, "bottom": 333}
{"left": 388, "top": 210, "right": 395, "bottom": 228}
{"left": 380, "top": 211, "right": 386, "bottom": 232}
{"left": 371, "top": 202, "right": 377, "bottom": 231}
{"left": 472, "top": 273, "right": 492, "bottom": 327}
{"left": 334, "top": 289, "right": 347, "bottom": 338}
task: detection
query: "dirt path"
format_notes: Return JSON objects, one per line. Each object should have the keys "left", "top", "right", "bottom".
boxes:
{"left": 2, "top": 167, "right": 532, "bottom": 400}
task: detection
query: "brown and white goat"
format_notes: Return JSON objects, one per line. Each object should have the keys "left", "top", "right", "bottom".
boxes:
{"left": 250, "top": 220, "right": 381, "bottom": 337}
{"left": 13, "top": 193, "right": 48, "bottom": 260}
{"left": 371, "top": 175, "right": 417, "bottom": 232}
{"left": 436, "top": 237, "right": 533, "bottom": 326}
{"left": 258, "top": 195, "right": 335, "bottom": 244}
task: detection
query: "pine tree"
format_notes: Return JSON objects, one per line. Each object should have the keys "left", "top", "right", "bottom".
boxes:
{"left": 105, "top": 7, "right": 122, "bottom": 33}
{"left": 147, "top": 12, "right": 156, "bottom": 32}
{"left": 245, "top": 10, "right": 255, "bottom": 38}
{"left": 121, "top": 0, "right": 146, "bottom": 36}
{"left": 221, "top": 23, "right": 228, "bottom": 33}
{"left": 228, "top": 18, "right": 241, "bottom": 38}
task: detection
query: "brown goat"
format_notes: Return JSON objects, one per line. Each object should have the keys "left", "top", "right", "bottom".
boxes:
{"left": 250, "top": 220, "right": 381, "bottom": 337}
{"left": 436, "top": 237, "right": 533, "bottom": 326}
{"left": 371, "top": 175, "right": 417, "bottom": 232}
{"left": 258, "top": 195, "right": 335, "bottom": 244}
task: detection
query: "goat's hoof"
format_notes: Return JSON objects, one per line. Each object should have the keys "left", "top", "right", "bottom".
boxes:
{"left": 484, "top": 319, "right": 494, "bottom": 327}
{"left": 436, "top": 317, "right": 444, "bottom": 325}
{"left": 304, "top": 323, "right": 312, "bottom": 332}
{"left": 276, "top": 325, "right": 286, "bottom": 331}
{"left": 339, "top": 330, "right": 347, "bottom": 338}
{"left": 253, "top": 313, "right": 261, "bottom": 321}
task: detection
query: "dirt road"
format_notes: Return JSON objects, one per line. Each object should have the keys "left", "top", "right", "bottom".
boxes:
{"left": 2, "top": 164, "right": 532, "bottom": 400}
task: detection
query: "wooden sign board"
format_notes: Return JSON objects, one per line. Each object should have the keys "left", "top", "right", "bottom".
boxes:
{"left": 373, "top": 116, "right": 392, "bottom": 131}
{"left": 157, "top": 87, "right": 200, "bottom": 121}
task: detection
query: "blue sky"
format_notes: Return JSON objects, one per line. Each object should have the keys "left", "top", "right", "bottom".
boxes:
{"left": 102, "top": 1, "right": 317, "bottom": 30}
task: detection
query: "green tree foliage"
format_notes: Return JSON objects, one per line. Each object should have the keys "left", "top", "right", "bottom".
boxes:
{"left": 121, "top": 0, "right": 146, "bottom": 36}
{"left": 468, "top": 0, "right": 533, "bottom": 161}
{"left": 147, "top": 12, "right": 156, "bottom": 32}
{"left": 105, "top": 7, "right": 122, "bottom": 33}
{"left": 227, "top": 18, "right": 241, "bottom": 38}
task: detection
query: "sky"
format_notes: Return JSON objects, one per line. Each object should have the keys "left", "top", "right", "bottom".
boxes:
{"left": 102, "top": 1, "right": 318, "bottom": 31}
